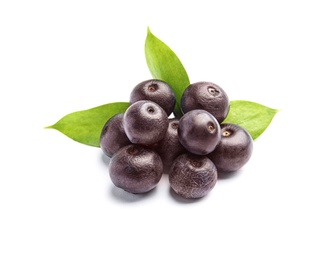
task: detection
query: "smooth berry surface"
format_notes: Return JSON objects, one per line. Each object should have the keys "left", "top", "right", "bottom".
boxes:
{"left": 208, "top": 123, "right": 253, "bottom": 173}
{"left": 100, "top": 113, "right": 131, "bottom": 157}
{"left": 181, "top": 81, "right": 230, "bottom": 122}
{"left": 123, "top": 100, "right": 169, "bottom": 145}
{"left": 154, "top": 118, "right": 187, "bottom": 173}
{"left": 130, "top": 79, "right": 176, "bottom": 116}
{"left": 178, "top": 109, "right": 221, "bottom": 155}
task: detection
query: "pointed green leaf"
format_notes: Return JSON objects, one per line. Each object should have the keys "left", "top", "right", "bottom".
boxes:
{"left": 145, "top": 27, "right": 190, "bottom": 116}
{"left": 223, "top": 100, "right": 279, "bottom": 140}
{"left": 46, "top": 102, "right": 130, "bottom": 147}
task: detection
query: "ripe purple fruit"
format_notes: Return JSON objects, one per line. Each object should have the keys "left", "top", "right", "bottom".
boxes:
{"left": 100, "top": 113, "right": 131, "bottom": 157}
{"left": 130, "top": 79, "right": 176, "bottom": 116}
{"left": 123, "top": 100, "right": 169, "bottom": 145}
{"left": 208, "top": 123, "right": 253, "bottom": 173}
{"left": 169, "top": 153, "right": 218, "bottom": 199}
{"left": 154, "top": 118, "right": 187, "bottom": 173}
{"left": 180, "top": 81, "right": 230, "bottom": 122}
{"left": 178, "top": 109, "right": 221, "bottom": 155}
{"left": 109, "top": 144, "right": 163, "bottom": 194}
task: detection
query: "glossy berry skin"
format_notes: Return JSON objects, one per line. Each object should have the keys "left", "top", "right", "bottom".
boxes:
{"left": 169, "top": 153, "right": 217, "bottom": 199}
{"left": 130, "top": 79, "right": 176, "bottom": 116}
{"left": 154, "top": 118, "right": 187, "bottom": 173}
{"left": 208, "top": 123, "right": 253, "bottom": 173}
{"left": 100, "top": 113, "right": 131, "bottom": 157}
{"left": 178, "top": 109, "right": 221, "bottom": 155}
{"left": 181, "top": 81, "right": 230, "bottom": 122}
{"left": 109, "top": 144, "right": 163, "bottom": 194}
{"left": 123, "top": 100, "right": 169, "bottom": 145}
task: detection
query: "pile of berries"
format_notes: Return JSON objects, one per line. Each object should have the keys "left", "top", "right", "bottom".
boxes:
{"left": 100, "top": 79, "right": 253, "bottom": 199}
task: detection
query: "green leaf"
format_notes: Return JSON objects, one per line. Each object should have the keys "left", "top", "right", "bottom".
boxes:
{"left": 45, "top": 102, "right": 130, "bottom": 147}
{"left": 223, "top": 100, "right": 279, "bottom": 140}
{"left": 145, "top": 27, "right": 190, "bottom": 117}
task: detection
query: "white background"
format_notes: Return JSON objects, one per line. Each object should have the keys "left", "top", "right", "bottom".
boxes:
{"left": 1, "top": 0, "right": 331, "bottom": 259}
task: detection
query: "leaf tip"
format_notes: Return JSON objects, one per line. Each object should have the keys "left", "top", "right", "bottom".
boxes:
{"left": 44, "top": 124, "right": 54, "bottom": 129}
{"left": 44, "top": 121, "right": 59, "bottom": 130}
{"left": 147, "top": 26, "right": 153, "bottom": 37}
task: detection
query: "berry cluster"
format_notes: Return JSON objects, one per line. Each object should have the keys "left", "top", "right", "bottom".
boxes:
{"left": 100, "top": 79, "right": 253, "bottom": 199}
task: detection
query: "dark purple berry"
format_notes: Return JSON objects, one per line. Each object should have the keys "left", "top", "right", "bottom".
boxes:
{"left": 178, "top": 109, "right": 221, "bottom": 155}
{"left": 130, "top": 79, "right": 176, "bottom": 116}
{"left": 154, "top": 118, "right": 187, "bottom": 173}
{"left": 208, "top": 123, "right": 253, "bottom": 173}
{"left": 169, "top": 153, "right": 217, "bottom": 199}
{"left": 123, "top": 100, "right": 169, "bottom": 145}
{"left": 109, "top": 144, "right": 163, "bottom": 194}
{"left": 181, "top": 81, "right": 230, "bottom": 122}
{"left": 100, "top": 113, "right": 131, "bottom": 157}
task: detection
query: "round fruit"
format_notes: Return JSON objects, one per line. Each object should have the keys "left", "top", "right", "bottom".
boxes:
{"left": 130, "top": 79, "right": 176, "bottom": 116}
{"left": 208, "top": 123, "right": 253, "bottom": 173}
{"left": 100, "top": 113, "right": 131, "bottom": 157}
{"left": 123, "top": 100, "right": 169, "bottom": 145}
{"left": 169, "top": 153, "right": 217, "bottom": 199}
{"left": 180, "top": 81, "right": 230, "bottom": 122}
{"left": 178, "top": 109, "right": 221, "bottom": 155}
{"left": 109, "top": 144, "right": 163, "bottom": 194}
{"left": 154, "top": 118, "right": 187, "bottom": 173}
